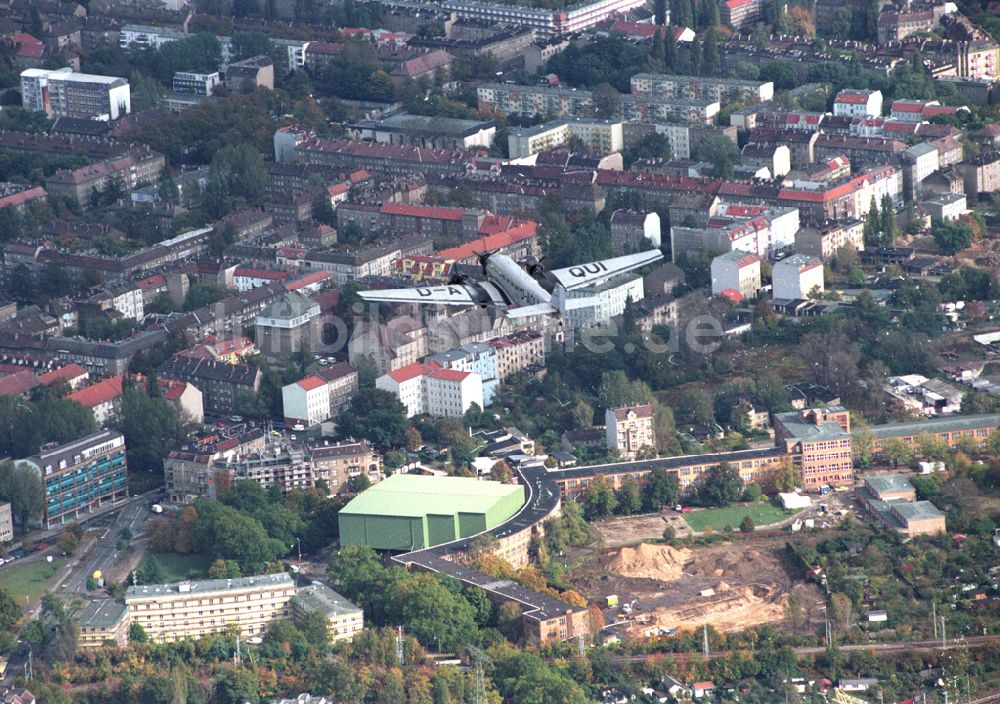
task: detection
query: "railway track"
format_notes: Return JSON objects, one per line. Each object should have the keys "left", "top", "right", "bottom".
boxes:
{"left": 608, "top": 635, "right": 1000, "bottom": 664}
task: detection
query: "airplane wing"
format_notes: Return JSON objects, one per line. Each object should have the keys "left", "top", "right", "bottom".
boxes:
{"left": 357, "top": 285, "right": 479, "bottom": 306}
{"left": 549, "top": 249, "right": 663, "bottom": 291}
{"left": 505, "top": 302, "right": 558, "bottom": 319}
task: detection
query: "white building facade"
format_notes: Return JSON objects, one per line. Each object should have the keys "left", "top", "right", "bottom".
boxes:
{"left": 772, "top": 253, "right": 824, "bottom": 300}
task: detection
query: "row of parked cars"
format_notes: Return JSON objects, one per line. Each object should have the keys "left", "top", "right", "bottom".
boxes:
{"left": 0, "top": 542, "right": 49, "bottom": 566}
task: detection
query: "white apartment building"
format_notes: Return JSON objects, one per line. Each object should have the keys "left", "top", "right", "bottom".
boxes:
{"left": 376, "top": 362, "right": 484, "bottom": 418}
{"left": 508, "top": 118, "right": 624, "bottom": 159}
{"left": 173, "top": 71, "right": 221, "bottom": 96}
{"left": 120, "top": 24, "right": 187, "bottom": 50}
{"left": 605, "top": 403, "right": 655, "bottom": 458}
{"left": 442, "top": 0, "right": 645, "bottom": 38}
{"left": 0, "top": 501, "right": 11, "bottom": 543}
{"left": 711, "top": 250, "right": 761, "bottom": 300}
{"left": 772, "top": 253, "right": 824, "bottom": 300}
{"left": 282, "top": 376, "right": 330, "bottom": 428}
{"left": 833, "top": 89, "right": 883, "bottom": 118}
{"left": 671, "top": 204, "right": 799, "bottom": 262}
{"left": 425, "top": 343, "right": 499, "bottom": 406}
{"left": 125, "top": 573, "right": 297, "bottom": 643}
{"left": 21, "top": 68, "right": 131, "bottom": 121}
{"left": 629, "top": 73, "right": 774, "bottom": 104}
{"left": 794, "top": 219, "right": 865, "bottom": 260}
{"left": 903, "top": 142, "right": 940, "bottom": 196}
{"left": 553, "top": 274, "right": 644, "bottom": 329}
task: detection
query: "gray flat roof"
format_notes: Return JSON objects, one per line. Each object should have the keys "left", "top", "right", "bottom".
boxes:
{"left": 893, "top": 500, "right": 945, "bottom": 522}
{"left": 77, "top": 599, "right": 128, "bottom": 629}
{"left": 866, "top": 413, "right": 1000, "bottom": 438}
{"left": 126, "top": 572, "right": 293, "bottom": 600}
{"left": 865, "top": 474, "right": 914, "bottom": 495}
{"left": 293, "top": 582, "right": 362, "bottom": 619}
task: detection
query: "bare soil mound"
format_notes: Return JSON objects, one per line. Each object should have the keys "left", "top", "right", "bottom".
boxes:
{"left": 608, "top": 543, "right": 694, "bottom": 582}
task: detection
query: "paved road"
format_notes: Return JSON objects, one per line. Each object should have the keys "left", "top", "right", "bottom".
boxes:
{"left": 57, "top": 500, "right": 150, "bottom": 595}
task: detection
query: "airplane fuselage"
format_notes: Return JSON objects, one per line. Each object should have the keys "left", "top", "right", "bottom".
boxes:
{"left": 483, "top": 254, "right": 552, "bottom": 307}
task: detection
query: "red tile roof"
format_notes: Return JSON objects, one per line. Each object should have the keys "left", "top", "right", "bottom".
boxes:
{"left": 427, "top": 367, "right": 470, "bottom": 382}
{"left": 296, "top": 375, "right": 327, "bottom": 391}
{"left": 37, "top": 363, "right": 87, "bottom": 387}
{"left": 387, "top": 362, "right": 435, "bottom": 383}
{"left": 719, "top": 289, "right": 744, "bottom": 303}
{"left": 0, "top": 369, "right": 39, "bottom": 397}
{"left": 438, "top": 225, "right": 537, "bottom": 262}
{"left": 68, "top": 375, "right": 123, "bottom": 408}
{"left": 0, "top": 186, "right": 46, "bottom": 210}
{"left": 835, "top": 91, "right": 873, "bottom": 105}
{"left": 380, "top": 202, "right": 466, "bottom": 221}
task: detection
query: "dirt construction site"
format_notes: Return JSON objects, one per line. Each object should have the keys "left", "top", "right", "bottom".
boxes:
{"left": 569, "top": 536, "right": 825, "bottom": 638}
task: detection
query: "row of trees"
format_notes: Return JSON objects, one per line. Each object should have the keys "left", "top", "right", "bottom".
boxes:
{"left": 580, "top": 468, "right": 681, "bottom": 520}
{"left": 147, "top": 480, "right": 346, "bottom": 575}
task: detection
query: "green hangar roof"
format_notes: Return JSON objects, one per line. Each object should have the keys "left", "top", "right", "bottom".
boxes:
{"left": 339, "top": 474, "right": 526, "bottom": 552}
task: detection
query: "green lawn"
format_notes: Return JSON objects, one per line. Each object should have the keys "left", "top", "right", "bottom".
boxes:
{"left": 1, "top": 559, "right": 66, "bottom": 605}
{"left": 139, "top": 552, "right": 213, "bottom": 582}
{"left": 682, "top": 504, "right": 798, "bottom": 533}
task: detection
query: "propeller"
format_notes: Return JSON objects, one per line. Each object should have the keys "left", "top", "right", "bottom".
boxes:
{"left": 475, "top": 249, "right": 499, "bottom": 276}
{"left": 525, "top": 254, "right": 547, "bottom": 276}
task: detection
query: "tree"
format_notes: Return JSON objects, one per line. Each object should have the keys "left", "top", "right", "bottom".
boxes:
{"left": 129, "top": 621, "right": 148, "bottom": 643}
{"left": 702, "top": 29, "right": 721, "bottom": 76}
{"left": 739, "top": 515, "right": 755, "bottom": 533}
{"left": 582, "top": 477, "right": 617, "bottom": 520}
{"left": 879, "top": 194, "right": 898, "bottom": 247}
{"left": 654, "top": 0, "right": 667, "bottom": 24}
{"left": 0, "top": 462, "right": 41, "bottom": 530}
{"left": 209, "top": 143, "right": 267, "bottom": 206}
{"left": 211, "top": 667, "right": 260, "bottom": 704}
{"left": 643, "top": 467, "right": 680, "bottom": 511}
{"left": 337, "top": 390, "right": 408, "bottom": 450}
{"left": 139, "top": 554, "right": 166, "bottom": 584}
{"left": 863, "top": 197, "right": 881, "bottom": 247}
{"left": 114, "top": 388, "right": 185, "bottom": 475}
{"left": 694, "top": 135, "right": 739, "bottom": 178}
{"left": 830, "top": 592, "right": 853, "bottom": 635}
{"left": 615, "top": 476, "right": 642, "bottom": 515}
{"left": 774, "top": 458, "right": 799, "bottom": 493}
{"left": 390, "top": 573, "right": 478, "bottom": 650}
{"left": 880, "top": 438, "right": 914, "bottom": 468}
{"left": 663, "top": 24, "right": 678, "bottom": 71}
{"left": 931, "top": 217, "right": 973, "bottom": 255}
{"left": 699, "top": 462, "right": 743, "bottom": 507}
{"left": 193, "top": 500, "right": 287, "bottom": 573}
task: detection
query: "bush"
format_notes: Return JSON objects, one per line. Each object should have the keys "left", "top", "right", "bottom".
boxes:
{"left": 739, "top": 515, "right": 755, "bottom": 533}
{"left": 662, "top": 526, "right": 676, "bottom": 544}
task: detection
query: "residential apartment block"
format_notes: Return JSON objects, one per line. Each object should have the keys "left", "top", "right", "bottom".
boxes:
{"left": 126, "top": 573, "right": 297, "bottom": 643}
{"left": 508, "top": 118, "right": 624, "bottom": 159}
{"left": 605, "top": 404, "right": 655, "bottom": 458}
{"left": 21, "top": 68, "right": 131, "bottom": 120}
{"left": 710, "top": 250, "right": 761, "bottom": 300}
{"left": 794, "top": 219, "right": 865, "bottom": 260}
{"left": 720, "top": 0, "right": 765, "bottom": 28}
{"left": 629, "top": 73, "right": 774, "bottom": 104}
{"left": 281, "top": 362, "right": 358, "bottom": 428}
{"left": 773, "top": 407, "right": 853, "bottom": 491}
{"left": 441, "top": 0, "right": 646, "bottom": 38}
{"left": 309, "top": 440, "right": 383, "bottom": 495}
{"left": 157, "top": 356, "right": 262, "bottom": 415}
{"left": 292, "top": 582, "right": 364, "bottom": 642}
{"left": 376, "top": 361, "right": 484, "bottom": 417}
{"left": 0, "top": 501, "right": 11, "bottom": 542}
{"left": 488, "top": 330, "right": 546, "bottom": 380}
{"left": 77, "top": 599, "right": 130, "bottom": 649}
{"left": 17, "top": 429, "right": 128, "bottom": 528}
{"left": 772, "top": 253, "right": 824, "bottom": 300}
{"left": 833, "top": 89, "right": 883, "bottom": 118}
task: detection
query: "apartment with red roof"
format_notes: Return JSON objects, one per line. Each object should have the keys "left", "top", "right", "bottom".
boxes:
{"left": 720, "top": 0, "right": 763, "bottom": 28}
{"left": 833, "top": 89, "right": 883, "bottom": 118}
{"left": 375, "top": 361, "right": 483, "bottom": 418}
{"left": 68, "top": 375, "right": 124, "bottom": 424}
